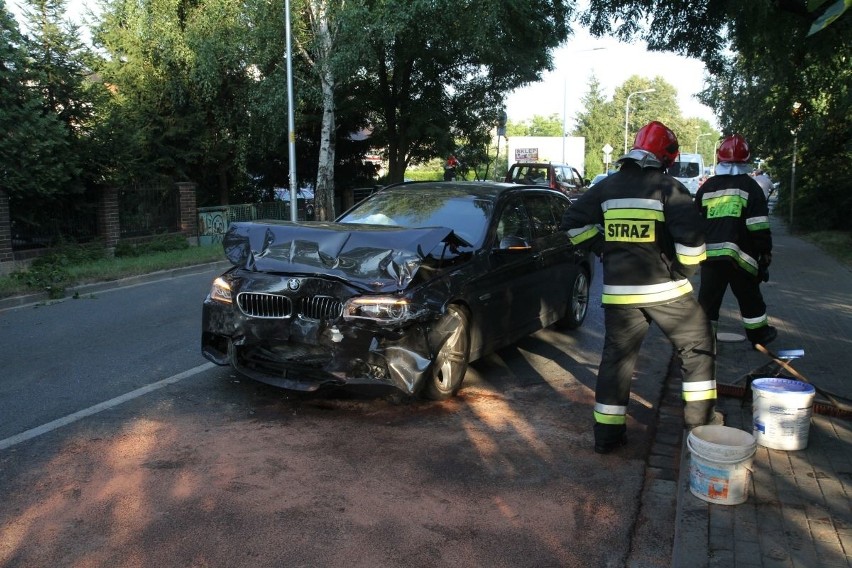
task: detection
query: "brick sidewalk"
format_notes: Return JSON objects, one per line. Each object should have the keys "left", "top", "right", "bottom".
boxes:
{"left": 668, "top": 215, "right": 852, "bottom": 567}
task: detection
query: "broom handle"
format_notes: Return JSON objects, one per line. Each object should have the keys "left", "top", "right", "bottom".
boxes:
{"left": 754, "top": 344, "right": 852, "bottom": 412}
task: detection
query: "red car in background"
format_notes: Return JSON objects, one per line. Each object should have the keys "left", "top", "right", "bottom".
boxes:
{"left": 505, "top": 162, "right": 588, "bottom": 200}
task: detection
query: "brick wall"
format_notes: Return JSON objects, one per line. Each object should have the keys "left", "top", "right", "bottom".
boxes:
{"left": 177, "top": 182, "right": 198, "bottom": 244}
{"left": 0, "top": 190, "right": 13, "bottom": 274}
{"left": 98, "top": 186, "right": 120, "bottom": 256}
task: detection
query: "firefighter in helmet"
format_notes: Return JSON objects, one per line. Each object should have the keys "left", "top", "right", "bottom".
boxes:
{"left": 560, "top": 120, "right": 718, "bottom": 454}
{"left": 696, "top": 134, "right": 776, "bottom": 348}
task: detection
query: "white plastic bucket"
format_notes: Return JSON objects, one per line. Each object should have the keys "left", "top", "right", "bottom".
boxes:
{"left": 687, "top": 425, "right": 756, "bottom": 505}
{"left": 751, "top": 378, "right": 816, "bottom": 450}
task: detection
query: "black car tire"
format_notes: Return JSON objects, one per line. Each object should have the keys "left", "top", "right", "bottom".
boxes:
{"left": 422, "top": 304, "right": 471, "bottom": 401}
{"left": 555, "top": 267, "right": 590, "bottom": 330}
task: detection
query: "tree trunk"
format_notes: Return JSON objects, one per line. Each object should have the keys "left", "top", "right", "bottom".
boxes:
{"left": 218, "top": 166, "right": 229, "bottom": 205}
{"left": 316, "top": 67, "right": 336, "bottom": 220}
{"left": 311, "top": 0, "right": 336, "bottom": 221}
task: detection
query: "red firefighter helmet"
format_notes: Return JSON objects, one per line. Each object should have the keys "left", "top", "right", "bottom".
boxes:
{"left": 716, "top": 134, "right": 751, "bottom": 163}
{"left": 632, "top": 121, "right": 680, "bottom": 168}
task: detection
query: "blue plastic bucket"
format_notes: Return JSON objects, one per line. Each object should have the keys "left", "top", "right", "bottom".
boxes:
{"left": 751, "top": 378, "right": 816, "bottom": 450}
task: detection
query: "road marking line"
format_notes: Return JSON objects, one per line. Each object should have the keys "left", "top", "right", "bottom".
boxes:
{"left": 0, "top": 362, "right": 216, "bottom": 451}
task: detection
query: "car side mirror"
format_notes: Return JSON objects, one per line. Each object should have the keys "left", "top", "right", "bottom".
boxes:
{"left": 497, "top": 235, "right": 532, "bottom": 251}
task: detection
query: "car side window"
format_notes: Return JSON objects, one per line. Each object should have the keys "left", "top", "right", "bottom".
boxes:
{"left": 495, "top": 199, "right": 532, "bottom": 244}
{"left": 523, "top": 194, "right": 560, "bottom": 238}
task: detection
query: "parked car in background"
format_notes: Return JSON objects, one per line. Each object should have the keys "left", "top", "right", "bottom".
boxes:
{"left": 589, "top": 173, "right": 610, "bottom": 187}
{"left": 274, "top": 186, "right": 315, "bottom": 220}
{"left": 505, "top": 162, "right": 588, "bottom": 199}
{"left": 202, "top": 181, "right": 593, "bottom": 400}
{"left": 668, "top": 153, "right": 705, "bottom": 196}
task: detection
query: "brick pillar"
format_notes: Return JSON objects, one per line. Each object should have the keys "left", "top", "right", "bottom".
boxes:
{"left": 98, "top": 186, "right": 120, "bottom": 257}
{"left": 0, "top": 189, "right": 15, "bottom": 267}
{"left": 177, "top": 182, "right": 198, "bottom": 245}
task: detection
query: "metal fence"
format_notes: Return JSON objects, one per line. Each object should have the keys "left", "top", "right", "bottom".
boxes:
{"left": 118, "top": 184, "right": 180, "bottom": 237}
{"left": 198, "top": 202, "right": 296, "bottom": 246}
{"left": 10, "top": 194, "right": 99, "bottom": 251}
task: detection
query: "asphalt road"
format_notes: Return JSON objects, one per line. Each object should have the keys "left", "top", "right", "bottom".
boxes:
{"left": 0, "top": 263, "right": 674, "bottom": 567}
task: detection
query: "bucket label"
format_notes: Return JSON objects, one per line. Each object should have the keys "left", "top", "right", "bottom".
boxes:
{"left": 690, "top": 463, "right": 730, "bottom": 500}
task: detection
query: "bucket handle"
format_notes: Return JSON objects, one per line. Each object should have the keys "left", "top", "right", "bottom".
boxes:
{"left": 686, "top": 437, "right": 757, "bottom": 464}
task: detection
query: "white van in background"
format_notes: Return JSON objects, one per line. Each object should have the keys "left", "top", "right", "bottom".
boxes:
{"left": 668, "top": 153, "right": 705, "bottom": 196}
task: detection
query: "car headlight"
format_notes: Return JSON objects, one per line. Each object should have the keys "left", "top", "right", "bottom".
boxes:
{"left": 209, "top": 277, "right": 232, "bottom": 304}
{"left": 343, "top": 297, "right": 412, "bottom": 323}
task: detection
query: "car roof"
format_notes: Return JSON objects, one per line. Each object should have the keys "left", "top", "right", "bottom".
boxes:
{"left": 510, "top": 162, "right": 576, "bottom": 168}
{"left": 376, "top": 180, "right": 559, "bottom": 200}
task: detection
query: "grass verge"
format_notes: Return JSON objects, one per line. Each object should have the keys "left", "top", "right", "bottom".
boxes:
{"left": 803, "top": 231, "right": 852, "bottom": 269}
{"left": 0, "top": 241, "right": 225, "bottom": 300}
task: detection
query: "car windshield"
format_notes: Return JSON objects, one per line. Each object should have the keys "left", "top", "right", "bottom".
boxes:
{"left": 669, "top": 162, "right": 700, "bottom": 178}
{"left": 338, "top": 187, "right": 493, "bottom": 246}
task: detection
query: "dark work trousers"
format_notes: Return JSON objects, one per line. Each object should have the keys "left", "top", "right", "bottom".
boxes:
{"left": 698, "top": 261, "right": 769, "bottom": 343}
{"left": 594, "top": 296, "right": 716, "bottom": 444}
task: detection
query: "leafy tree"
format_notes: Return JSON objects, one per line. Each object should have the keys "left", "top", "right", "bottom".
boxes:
{"left": 572, "top": 75, "right": 619, "bottom": 176}
{"left": 340, "top": 0, "right": 572, "bottom": 183}
{"left": 11, "top": 0, "right": 98, "bottom": 196}
{"left": 505, "top": 114, "right": 563, "bottom": 137}
{"left": 0, "top": 1, "right": 71, "bottom": 201}
{"left": 580, "top": 0, "right": 850, "bottom": 231}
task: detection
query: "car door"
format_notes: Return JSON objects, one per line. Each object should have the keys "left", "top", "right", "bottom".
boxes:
{"left": 473, "top": 195, "right": 542, "bottom": 353}
{"left": 521, "top": 192, "right": 578, "bottom": 327}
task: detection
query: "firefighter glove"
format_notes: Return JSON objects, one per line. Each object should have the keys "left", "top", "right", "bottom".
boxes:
{"left": 757, "top": 253, "right": 771, "bottom": 282}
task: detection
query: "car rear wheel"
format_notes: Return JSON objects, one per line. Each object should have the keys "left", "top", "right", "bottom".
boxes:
{"left": 422, "top": 304, "right": 470, "bottom": 400}
{"left": 555, "top": 268, "right": 590, "bottom": 330}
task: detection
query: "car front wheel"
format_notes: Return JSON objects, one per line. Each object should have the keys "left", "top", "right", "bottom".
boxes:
{"left": 422, "top": 304, "right": 470, "bottom": 400}
{"left": 555, "top": 268, "right": 590, "bottom": 330}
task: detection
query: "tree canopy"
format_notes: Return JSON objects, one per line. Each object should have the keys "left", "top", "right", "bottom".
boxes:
{"left": 2, "top": 0, "right": 849, "bottom": 231}
{"left": 580, "top": 0, "right": 850, "bottom": 230}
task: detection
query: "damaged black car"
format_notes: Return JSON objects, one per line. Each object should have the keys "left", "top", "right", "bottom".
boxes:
{"left": 202, "top": 181, "right": 593, "bottom": 400}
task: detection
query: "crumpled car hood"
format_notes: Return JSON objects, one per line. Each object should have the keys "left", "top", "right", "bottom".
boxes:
{"left": 223, "top": 221, "right": 467, "bottom": 292}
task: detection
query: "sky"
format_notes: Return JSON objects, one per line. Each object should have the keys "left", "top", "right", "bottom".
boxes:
{"left": 505, "top": 26, "right": 718, "bottom": 130}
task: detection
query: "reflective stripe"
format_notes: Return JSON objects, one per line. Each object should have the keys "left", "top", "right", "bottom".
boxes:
{"left": 682, "top": 380, "right": 716, "bottom": 402}
{"left": 706, "top": 242, "right": 758, "bottom": 274}
{"left": 743, "top": 314, "right": 768, "bottom": 329}
{"left": 594, "top": 402, "right": 627, "bottom": 425}
{"left": 702, "top": 188, "right": 749, "bottom": 201}
{"left": 675, "top": 242, "right": 707, "bottom": 265}
{"left": 602, "top": 198, "right": 663, "bottom": 212}
{"left": 683, "top": 388, "right": 717, "bottom": 402}
{"left": 568, "top": 224, "right": 599, "bottom": 245}
{"left": 604, "top": 208, "right": 664, "bottom": 221}
{"left": 683, "top": 380, "right": 717, "bottom": 392}
{"left": 601, "top": 279, "right": 692, "bottom": 305}
{"left": 595, "top": 402, "right": 627, "bottom": 415}
{"left": 594, "top": 411, "right": 627, "bottom": 425}
{"left": 746, "top": 216, "right": 770, "bottom": 231}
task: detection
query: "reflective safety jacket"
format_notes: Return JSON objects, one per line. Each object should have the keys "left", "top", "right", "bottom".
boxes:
{"left": 694, "top": 173, "right": 772, "bottom": 276}
{"left": 560, "top": 160, "right": 707, "bottom": 307}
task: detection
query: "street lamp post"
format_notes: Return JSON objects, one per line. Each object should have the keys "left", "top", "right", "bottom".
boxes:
{"left": 284, "top": 0, "right": 298, "bottom": 222}
{"left": 623, "top": 89, "right": 656, "bottom": 154}
{"left": 790, "top": 102, "right": 802, "bottom": 232}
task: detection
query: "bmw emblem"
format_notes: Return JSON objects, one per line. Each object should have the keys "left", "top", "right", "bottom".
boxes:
{"left": 287, "top": 278, "right": 301, "bottom": 291}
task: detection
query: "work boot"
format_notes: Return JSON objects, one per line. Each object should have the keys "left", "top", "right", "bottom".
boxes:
{"left": 594, "top": 433, "right": 628, "bottom": 455}
{"left": 685, "top": 410, "right": 725, "bottom": 432}
{"left": 750, "top": 325, "right": 778, "bottom": 349}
